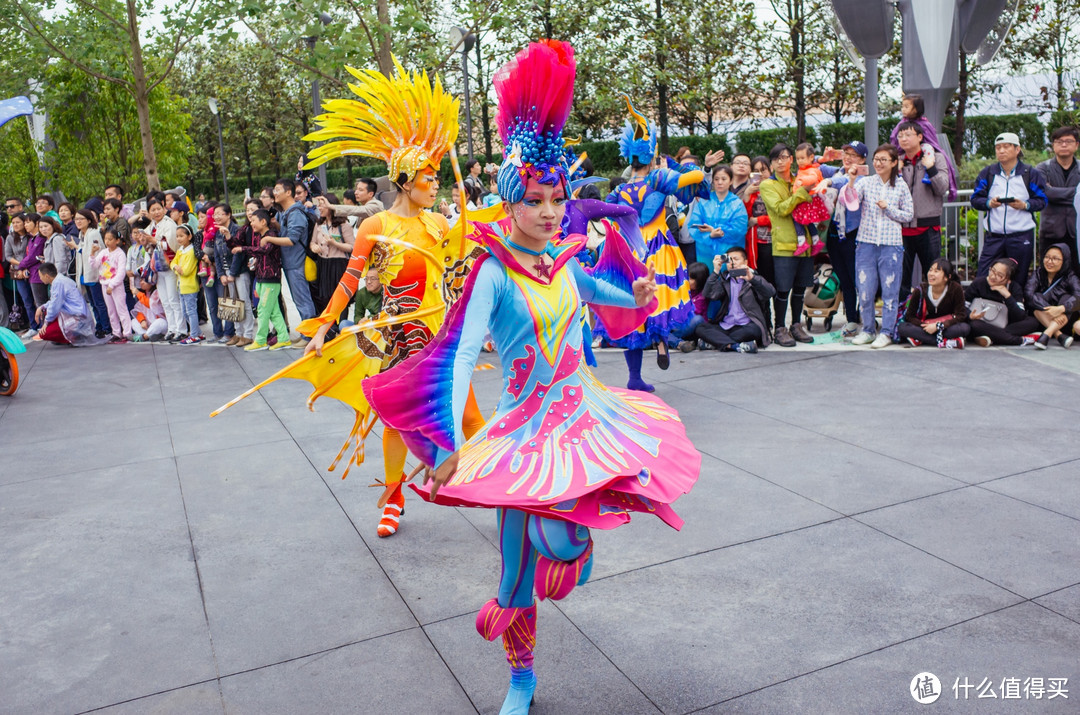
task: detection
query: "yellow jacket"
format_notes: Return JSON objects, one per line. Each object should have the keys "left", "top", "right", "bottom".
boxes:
{"left": 169, "top": 245, "right": 200, "bottom": 294}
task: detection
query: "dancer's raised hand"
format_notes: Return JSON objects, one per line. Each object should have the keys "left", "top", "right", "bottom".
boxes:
{"left": 632, "top": 265, "right": 658, "bottom": 307}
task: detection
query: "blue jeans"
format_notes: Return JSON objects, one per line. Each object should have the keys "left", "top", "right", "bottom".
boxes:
{"left": 15, "top": 279, "right": 38, "bottom": 329}
{"left": 180, "top": 291, "right": 202, "bottom": 337}
{"left": 855, "top": 242, "right": 904, "bottom": 335}
{"left": 282, "top": 263, "right": 316, "bottom": 322}
{"left": 203, "top": 281, "right": 235, "bottom": 338}
{"left": 670, "top": 314, "right": 704, "bottom": 341}
{"left": 84, "top": 282, "right": 110, "bottom": 333}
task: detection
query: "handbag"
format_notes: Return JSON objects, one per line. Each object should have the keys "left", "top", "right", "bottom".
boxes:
{"left": 969, "top": 297, "right": 1007, "bottom": 328}
{"left": 217, "top": 281, "right": 245, "bottom": 323}
{"left": 153, "top": 248, "right": 168, "bottom": 272}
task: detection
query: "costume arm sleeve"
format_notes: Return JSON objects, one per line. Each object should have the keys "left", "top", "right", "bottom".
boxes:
{"left": 570, "top": 259, "right": 637, "bottom": 308}
{"left": 297, "top": 215, "right": 379, "bottom": 336}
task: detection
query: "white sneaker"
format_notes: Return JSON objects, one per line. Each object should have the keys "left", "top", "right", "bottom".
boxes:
{"left": 851, "top": 331, "right": 874, "bottom": 345}
{"left": 870, "top": 333, "right": 893, "bottom": 349}
{"left": 22, "top": 329, "right": 37, "bottom": 339}
{"left": 841, "top": 322, "right": 860, "bottom": 337}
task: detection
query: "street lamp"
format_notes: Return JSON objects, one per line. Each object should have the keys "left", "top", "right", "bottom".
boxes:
{"left": 449, "top": 26, "right": 476, "bottom": 159}
{"left": 304, "top": 12, "right": 333, "bottom": 192}
{"left": 207, "top": 97, "right": 229, "bottom": 206}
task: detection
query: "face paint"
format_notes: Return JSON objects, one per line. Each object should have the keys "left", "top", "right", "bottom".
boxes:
{"left": 407, "top": 166, "right": 440, "bottom": 209}
{"left": 509, "top": 178, "right": 567, "bottom": 246}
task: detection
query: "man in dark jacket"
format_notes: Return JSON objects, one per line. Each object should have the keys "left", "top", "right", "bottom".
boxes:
{"left": 971, "top": 132, "right": 1048, "bottom": 287}
{"left": 696, "top": 246, "right": 776, "bottom": 353}
{"left": 1037, "top": 126, "right": 1079, "bottom": 273}
{"left": 896, "top": 121, "right": 950, "bottom": 299}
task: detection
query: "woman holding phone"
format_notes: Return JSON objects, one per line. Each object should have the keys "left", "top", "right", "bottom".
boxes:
{"left": 686, "top": 165, "right": 749, "bottom": 269}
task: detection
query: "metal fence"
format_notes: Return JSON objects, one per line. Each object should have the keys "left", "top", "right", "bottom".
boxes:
{"left": 940, "top": 189, "right": 983, "bottom": 281}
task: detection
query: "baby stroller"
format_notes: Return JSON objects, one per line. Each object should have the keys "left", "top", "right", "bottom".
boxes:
{"left": 803, "top": 263, "right": 842, "bottom": 332}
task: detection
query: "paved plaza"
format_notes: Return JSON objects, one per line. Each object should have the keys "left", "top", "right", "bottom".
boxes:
{"left": 1, "top": 339, "right": 1079, "bottom": 714}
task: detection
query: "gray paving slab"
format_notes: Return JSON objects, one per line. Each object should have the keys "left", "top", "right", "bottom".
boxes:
{"left": 5, "top": 340, "right": 1080, "bottom": 714}
{"left": 425, "top": 601, "right": 661, "bottom": 715}
{"left": 1034, "top": 584, "right": 1080, "bottom": 624}
{"left": 299, "top": 430, "right": 505, "bottom": 626}
{"left": 175, "top": 440, "right": 418, "bottom": 675}
{"left": 662, "top": 385, "right": 965, "bottom": 515}
{"left": 980, "top": 458, "right": 1080, "bottom": 521}
{"left": 92, "top": 681, "right": 224, "bottom": 715}
{"left": 677, "top": 354, "right": 1080, "bottom": 484}
{"left": 0, "top": 457, "right": 216, "bottom": 714}
{"left": 713, "top": 602, "right": 1080, "bottom": 714}
{"left": 589, "top": 451, "right": 840, "bottom": 580}
{"left": 217, "top": 628, "right": 475, "bottom": 715}
{"left": 856, "top": 487, "right": 1080, "bottom": 599}
{"left": 559, "top": 519, "right": 1021, "bottom": 714}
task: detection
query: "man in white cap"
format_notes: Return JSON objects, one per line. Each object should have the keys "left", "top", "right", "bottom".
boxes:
{"left": 970, "top": 131, "right": 1047, "bottom": 286}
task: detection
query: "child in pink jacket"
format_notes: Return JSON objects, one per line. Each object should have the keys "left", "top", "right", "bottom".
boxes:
{"left": 91, "top": 228, "right": 132, "bottom": 343}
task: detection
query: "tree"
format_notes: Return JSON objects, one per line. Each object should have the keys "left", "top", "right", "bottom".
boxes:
{"left": 1000, "top": 0, "right": 1080, "bottom": 112}
{"left": 1, "top": 0, "right": 205, "bottom": 191}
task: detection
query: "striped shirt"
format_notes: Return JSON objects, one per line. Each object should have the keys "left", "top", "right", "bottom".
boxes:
{"left": 843, "top": 174, "right": 913, "bottom": 247}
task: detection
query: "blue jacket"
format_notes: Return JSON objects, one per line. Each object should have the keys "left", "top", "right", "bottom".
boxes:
{"left": 278, "top": 202, "right": 311, "bottom": 271}
{"left": 687, "top": 190, "right": 749, "bottom": 267}
{"left": 971, "top": 160, "right": 1047, "bottom": 234}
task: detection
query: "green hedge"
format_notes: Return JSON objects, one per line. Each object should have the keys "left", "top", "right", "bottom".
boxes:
{"left": 940, "top": 113, "right": 1046, "bottom": 158}
{"left": 816, "top": 121, "right": 894, "bottom": 151}
{"left": 733, "top": 127, "right": 817, "bottom": 158}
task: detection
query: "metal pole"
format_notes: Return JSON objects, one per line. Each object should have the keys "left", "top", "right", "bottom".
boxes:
{"left": 462, "top": 50, "right": 474, "bottom": 159}
{"left": 864, "top": 56, "right": 878, "bottom": 151}
{"left": 312, "top": 76, "right": 327, "bottom": 191}
{"left": 215, "top": 113, "right": 229, "bottom": 206}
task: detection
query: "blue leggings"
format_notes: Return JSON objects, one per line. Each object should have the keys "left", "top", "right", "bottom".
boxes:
{"left": 497, "top": 508, "right": 590, "bottom": 608}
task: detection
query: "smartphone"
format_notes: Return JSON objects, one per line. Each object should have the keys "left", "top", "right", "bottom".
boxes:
{"left": 693, "top": 224, "right": 709, "bottom": 231}
{"left": 137, "top": 199, "right": 148, "bottom": 212}
{"left": 728, "top": 268, "right": 749, "bottom": 278}
{"left": 855, "top": 164, "right": 870, "bottom": 176}
{"left": 750, "top": 172, "right": 762, "bottom": 182}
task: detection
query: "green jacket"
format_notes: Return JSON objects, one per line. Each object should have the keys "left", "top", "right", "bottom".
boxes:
{"left": 353, "top": 287, "right": 383, "bottom": 323}
{"left": 759, "top": 176, "right": 810, "bottom": 257}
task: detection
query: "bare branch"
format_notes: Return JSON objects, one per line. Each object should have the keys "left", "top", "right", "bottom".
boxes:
{"left": 69, "top": 0, "right": 127, "bottom": 32}
{"left": 241, "top": 17, "right": 345, "bottom": 88}
{"left": 8, "top": 3, "right": 133, "bottom": 91}
{"left": 429, "top": 0, "right": 500, "bottom": 74}
{"left": 342, "top": 0, "right": 381, "bottom": 61}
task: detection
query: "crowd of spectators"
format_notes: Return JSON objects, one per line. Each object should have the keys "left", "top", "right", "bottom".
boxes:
{"left": 2, "top": 108, "right": 1079, "bottom": 355}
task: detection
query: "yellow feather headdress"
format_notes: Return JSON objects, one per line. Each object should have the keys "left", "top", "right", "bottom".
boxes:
{"left": 303, "top": 57, "right": 459, "bottom": 181}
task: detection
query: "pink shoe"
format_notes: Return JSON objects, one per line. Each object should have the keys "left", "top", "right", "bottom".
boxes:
{"left": 534, "top": 539, "right": 593, "bottom": 601}
{"left": 810, "top": 240, "right": 825, "bottom": 256}
{"left": 793, "top": 242, "right": 810, "bottom": 257}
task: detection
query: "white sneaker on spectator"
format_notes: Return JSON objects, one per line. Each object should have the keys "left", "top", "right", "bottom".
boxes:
{"left": 944, "top": 338, "right": 964, "bottom": 349}
{"left": 851, "top": 332, "right": 874, "bottom": 345}
{"left": 973, "top": 336, "right": 992, "bottom": 347}
{"left": 841, "top": 322, "right": 860, "bottom": 337}
{"left": 22, "top": 329, "right": 37, "bottom": 339}
{"left": 870, "top": 333, "right": 892, "bottom": 349}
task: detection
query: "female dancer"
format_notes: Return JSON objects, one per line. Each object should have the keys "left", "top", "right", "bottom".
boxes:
{"left": 364, "top": 40, "right": 700, "bottom": 714}
{"left": 237, "top": 58, "right": 488, "bottom": 538}
{"left": 598, "top": 98, "right": 709, "bottom": 392}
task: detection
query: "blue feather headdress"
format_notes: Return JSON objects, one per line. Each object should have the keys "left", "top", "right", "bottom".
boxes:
{"left": 618, "top": 95, "right": 657, "bottom": 166}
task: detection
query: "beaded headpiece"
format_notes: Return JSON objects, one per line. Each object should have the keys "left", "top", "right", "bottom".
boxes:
{"left": 494, "top": 40, "right": 577, "bottom": 203}
{"left": 618, "top": 95, "right": 658, "bottom": 166}
{"left": 302, "top": 57, "right": 459, "bottom": 182}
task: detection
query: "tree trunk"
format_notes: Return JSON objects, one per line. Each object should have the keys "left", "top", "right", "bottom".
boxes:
{"left": 953, "top": 51, "right": 968, "bottom": 165}
{"left": 243, "top": 132, "right": 253, "bottom": 194}
{"left": 656, "top": 0, "right": 669, "bottom": 153}
{"left": 126, "top": 0, "right": 160, "bottom": 191}
{"left": 791, "top": 0, "right": 806, "bottom": 142}
{"left": 376, "top": 0, "right": 393, "bottom": 75}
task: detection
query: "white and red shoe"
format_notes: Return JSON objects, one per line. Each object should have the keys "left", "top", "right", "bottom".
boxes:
{"left": 377, "top": 483, "right": 405, "bottom": 537}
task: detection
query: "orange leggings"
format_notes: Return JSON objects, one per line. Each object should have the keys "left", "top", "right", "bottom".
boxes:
{"left": 382, "top": 384, "right": 486, "bottom": 485}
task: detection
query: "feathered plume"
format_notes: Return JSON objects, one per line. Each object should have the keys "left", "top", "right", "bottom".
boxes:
{"left": 493, "top": 40, "right": 577, "bottom": 202}
{"left": 618, "top": 94, "right": 657, "bottom": 166}
{"left": 303, "top": 57, "right": 459, "bottom": 181}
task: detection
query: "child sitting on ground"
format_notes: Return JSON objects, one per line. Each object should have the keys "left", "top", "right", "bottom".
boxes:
{"left": 790, "top": 143, "right": 830, "bottom": 257}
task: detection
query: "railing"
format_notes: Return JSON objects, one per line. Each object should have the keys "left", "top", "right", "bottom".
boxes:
{"left": 940, "top": 189, "right": 983, "bottom": 281}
